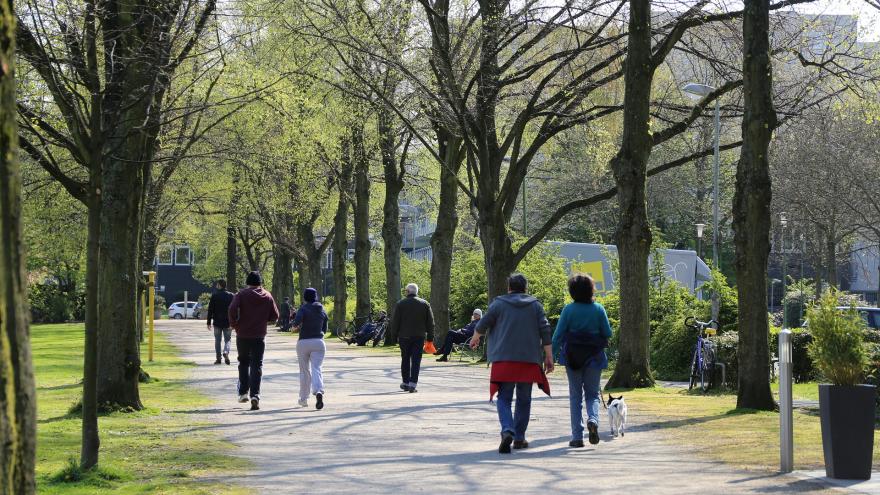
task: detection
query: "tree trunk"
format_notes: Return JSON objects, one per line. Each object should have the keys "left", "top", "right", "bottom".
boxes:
{"left": 352, "top": 123, "right": 372, "bottom": 319}
{"left": 478, "top": 207, "right": 516, "bottom": 301}
{"left": 605, "top": 0, "right": 655, "bottom": 390}
{"left": 307, "top": 256, "right": 323, "bottom": 299}
{"left": 734, "top": 0, "right": 777, "bottom": 411}
{"left": 226, "top": 166, "right": 241, "bottom": 290}
{"left": 331, "top": 136, "right": 355, "bottom": 333}
{"left": 825, "top": 233, "right": 837, "bottom": 289}
{"left": 295, "top": 261, "right": 308, "bottom": 297}
{"left": 381, "top": 184, "right": 402, "bottom": 329}
{"left": 226, "top": 226, "right": 237, "bottom": 290}
{"left": 296, "top": 220, "right": 330, "bottom": 298}
{"left": 429, "top": 132, "right": 463, "bottom": 347}
{"left": 0, "top": 6, "right": 38, "bottom": 487}
{"left": 271, "top": 248, "right": 295, "bottom": 303}
{"left": 380, "top": 111, "right": 404, "bottom": 345}
{"left": 81, "top": 183, "right": 101, "bottom": 469}
{"left": 96, "top": 162, "right": 144, "bottom": 410}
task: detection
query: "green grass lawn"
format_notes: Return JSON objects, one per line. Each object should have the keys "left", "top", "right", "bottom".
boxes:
{"left": 771, "top": 382, "right": 820, "bottom": 401}
{"left": 609, "top": 385, "right": 880, "bottom": 471}
{"left": 34, "top": 323, "right": 249, "bottom": 494}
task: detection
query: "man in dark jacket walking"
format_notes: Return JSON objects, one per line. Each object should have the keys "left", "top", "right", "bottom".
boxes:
{"left": 229, "top": 271, "right": 280, "bottom": 410}
{"left": 471, "top": 274, "right": 553, "bottom": 453}
{"left": 206, "top": 279, "right": 235, "bottom": 365}
{"left": 389, "top": 283, "right": 434, "bottom": 392}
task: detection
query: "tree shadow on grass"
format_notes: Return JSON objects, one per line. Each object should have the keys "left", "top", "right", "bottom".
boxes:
{"left": 629, "top": 408, "right": 761, "bottom": 432}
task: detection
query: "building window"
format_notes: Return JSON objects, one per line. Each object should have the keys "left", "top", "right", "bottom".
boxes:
{"left": 192, "top": 247, "right": 207, "bottom": 266}
{"left": 157, "top": 246, "right": 173, "bottom": 265}
{"left": 174, "top": 246, "right": 192, "bottom": 266}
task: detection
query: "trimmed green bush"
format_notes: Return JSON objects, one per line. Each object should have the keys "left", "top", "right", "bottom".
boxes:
{"left": 807, "top": 291, "right": 869, "bottom": 386}
{"left": 29, "top": 282, "right": 83, "bottom": 323}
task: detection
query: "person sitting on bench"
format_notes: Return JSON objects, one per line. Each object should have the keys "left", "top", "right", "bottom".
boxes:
{"left": 435, "top": 308, "right": 482, "bottom": 362}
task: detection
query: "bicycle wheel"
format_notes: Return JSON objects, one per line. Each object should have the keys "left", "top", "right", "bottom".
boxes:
{"left": 701, "top": 345, "right": 716, "bottom": 392}
{"left": 337, "top": 321, "right": 353, "bottom": 343}
{"left": 689, "top": 347, "right": 700, "bottom": 391}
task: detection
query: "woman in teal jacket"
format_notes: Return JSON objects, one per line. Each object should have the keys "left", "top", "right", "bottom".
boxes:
{"left": 552, "top": 274, "right": 613, "bottom": 448}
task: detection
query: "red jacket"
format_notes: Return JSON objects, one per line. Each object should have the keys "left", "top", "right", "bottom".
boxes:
{"left": 229, "top": 287, "right": 280, "bottom": 338}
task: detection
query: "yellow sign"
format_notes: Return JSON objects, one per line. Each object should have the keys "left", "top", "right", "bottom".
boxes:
{"left": 571, "top": 261, "right": 608, "bottom": 294}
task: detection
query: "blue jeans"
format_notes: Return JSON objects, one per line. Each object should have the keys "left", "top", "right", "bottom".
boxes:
{"left": 495, "top": 382, "right": 532, "bottom": 441}
{"left": 567, "top": 365, "right": 602, "bottom": 441}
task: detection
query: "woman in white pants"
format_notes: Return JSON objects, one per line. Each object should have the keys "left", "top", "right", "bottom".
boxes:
{"left": 292, "top": 288, "right": 329, "bottom": 409}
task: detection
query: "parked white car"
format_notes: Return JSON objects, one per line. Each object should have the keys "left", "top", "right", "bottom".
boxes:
{"left": 168, "top": 302, "right": 201, "bottom": 319}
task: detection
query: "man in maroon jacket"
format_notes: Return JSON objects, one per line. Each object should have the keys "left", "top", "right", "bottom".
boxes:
{"left": 229, "top": 271, "right": 280, "bottom": 410}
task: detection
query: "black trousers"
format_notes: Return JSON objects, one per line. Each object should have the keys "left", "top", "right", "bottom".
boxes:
{"left": 237, "top": 337, "right": 265, "bottom": 397}
{"left": 399, "top": 336, "right": 425, "bottom": 385}
{"left": 440, "top": 331, "right": 470, "bottom": 356}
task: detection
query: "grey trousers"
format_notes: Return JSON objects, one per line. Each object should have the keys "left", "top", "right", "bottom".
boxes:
{"left": 296, "top": 338, "right": 326, "bottom": 401}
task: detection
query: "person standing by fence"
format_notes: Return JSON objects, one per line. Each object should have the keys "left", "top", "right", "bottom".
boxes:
{"left": 293, "top": 288, "right": 328, "bottom": 409}
{"left": 229, "top": 271, "right": 279, "bottom": 411}
{"left": 390, "top": 283, "right": 434, "bottom": 393}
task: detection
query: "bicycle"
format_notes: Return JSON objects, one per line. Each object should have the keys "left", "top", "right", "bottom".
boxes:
{"left": 336, "top": 315, "right": 369, "bottom": 343}
{"left": 337, "top": 309, "right": 388, "bottom": 346}
{"left": 685, "top": 317, "right": 718, "bottom": 393}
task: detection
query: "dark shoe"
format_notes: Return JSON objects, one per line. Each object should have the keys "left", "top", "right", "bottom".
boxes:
{"left": 588, "top": 422, "right": 600, "bottom": 445}
{"left": 223, "top": 353, "right": 230, "bottom": 365}
{"left": 499, "top": 432, "right": 514, "bottom": 454}
{"left": 250, "top": 396, "right": 260, "bottom": 411}
{"left": 432, "top": 351, "right": 442, "bottom": 356}
{"left": 400, "top": 383, "right": 409, "bottom": 391}
{"left": 409, "top": 387, "right": 417, "bottom": 393}
{"left": 436, "top": 355, "right": 448, "bottom": 362}
{"left": 513, "top": 440, "right": 529, "bottom": 450}
{"left": 214, "top": 358, "right": 221, "bottom": 365}
{"left": 569, "top": 439, "right": 585, "bottom": 448}
{"left": 315, "top": 393, "right": 324, "bottom": 410}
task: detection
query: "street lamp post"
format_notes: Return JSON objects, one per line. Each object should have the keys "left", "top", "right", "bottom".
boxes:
{"left": 780, "top": 212, "right": 788, "bottom": 326}
{"left": 682, "top": 83, "right": 721, "bottom": 272}
{"left": 695, "top": 223, "right": 705, "bottom": 294}
{"left": 770, "top": 278, "right": 781, "bottom": 312}
{"left": 683, "top": 82, "right": 721, "bottom": 322}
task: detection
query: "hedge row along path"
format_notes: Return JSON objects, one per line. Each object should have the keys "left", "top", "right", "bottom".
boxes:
{"left": 161, "top": 320, "right": 838, "bottom": 494}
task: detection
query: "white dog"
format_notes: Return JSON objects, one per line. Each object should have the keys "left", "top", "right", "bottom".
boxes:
{"left": 606, "top": 394, "right": 627, "bottom": 438}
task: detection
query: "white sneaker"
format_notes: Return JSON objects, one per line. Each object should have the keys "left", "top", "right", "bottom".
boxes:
{"left": 298, "top": 399, "right": 308, "bottom": 407}
{"left": 238, "top": 394, "right": 249, "bottom": 403}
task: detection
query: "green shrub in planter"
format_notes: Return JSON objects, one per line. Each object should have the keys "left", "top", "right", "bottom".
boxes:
{"left": 808, "top": 294, "right": 868, "bottom": 386}
{"left": 808, "top": 291, "right": 873, "bottom": 480}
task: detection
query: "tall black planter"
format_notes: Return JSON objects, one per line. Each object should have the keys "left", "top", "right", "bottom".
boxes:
{"left": 818, "top": 384, "right": 876, "bottom": 480}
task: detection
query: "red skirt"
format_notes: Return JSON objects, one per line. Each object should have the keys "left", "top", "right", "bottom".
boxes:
{"left": 489, "top": 361, "right": 551, "bottom": 400}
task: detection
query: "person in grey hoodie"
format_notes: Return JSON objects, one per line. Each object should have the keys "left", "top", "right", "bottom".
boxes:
{"left": 471, "top": 273, "right": 553, "bottom": 453}
{"left": 292, "top": 288, "right": 328, "bottom": 410}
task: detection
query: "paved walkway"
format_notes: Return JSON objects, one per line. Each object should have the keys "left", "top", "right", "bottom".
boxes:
{"left": 160, "top": 320, "right": 843, "bottom": 494}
